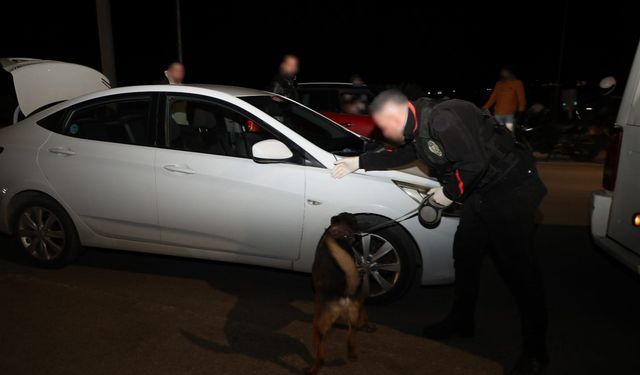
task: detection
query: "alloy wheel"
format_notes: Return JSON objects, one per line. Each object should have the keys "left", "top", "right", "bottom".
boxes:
{"left": 352, "top": 233, "right": 401, "bottom": 297}
{"left": 17, "top": 206, "right": 66, "bottom": 262}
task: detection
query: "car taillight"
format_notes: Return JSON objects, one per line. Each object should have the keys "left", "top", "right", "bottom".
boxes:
{"left": 603, "top": 127, "right": 623, "bottom": 190}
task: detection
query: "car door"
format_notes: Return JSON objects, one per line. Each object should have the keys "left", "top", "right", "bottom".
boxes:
{"left": 154, "top": 94, "right": 305, "bottom": 260}
{"left": 37, "top": 93, "right": 160, "bottom": 241}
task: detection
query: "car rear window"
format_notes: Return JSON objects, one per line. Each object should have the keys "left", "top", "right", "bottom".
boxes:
{"left": 37, "top": 110, "right": 66, "bottom": 133}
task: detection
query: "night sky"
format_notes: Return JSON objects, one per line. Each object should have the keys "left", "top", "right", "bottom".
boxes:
{"left": 1, "top": 1, "right": 639, "bottom": 94}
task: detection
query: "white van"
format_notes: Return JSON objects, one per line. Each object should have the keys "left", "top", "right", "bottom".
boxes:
{"left": 591, "top": 42, "right": 640, "bottom": 273}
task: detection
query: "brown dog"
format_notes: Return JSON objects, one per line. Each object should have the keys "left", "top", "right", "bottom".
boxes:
{"left": 306, "top": 213, "right": 372, "bottom": 374}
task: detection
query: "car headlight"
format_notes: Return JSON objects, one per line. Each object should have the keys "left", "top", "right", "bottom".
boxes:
{"left": 394, "top": 181, "right": 430, "bottom": 203}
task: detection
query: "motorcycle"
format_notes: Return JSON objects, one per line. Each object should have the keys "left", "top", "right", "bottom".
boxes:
{"left": 515, "top": 104, "right": 610, "bottom": 162}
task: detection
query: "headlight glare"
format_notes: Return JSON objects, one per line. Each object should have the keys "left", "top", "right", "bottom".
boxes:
{"left": 394, "top": 181, "right": 430, "bottom": 203}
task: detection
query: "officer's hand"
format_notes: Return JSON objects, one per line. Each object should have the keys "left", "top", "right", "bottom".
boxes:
{"left": 331, "top": 157, "right": 359, "bottom": 179}
{"left": 428, "top": 186, "right": 453, "bottom": 207}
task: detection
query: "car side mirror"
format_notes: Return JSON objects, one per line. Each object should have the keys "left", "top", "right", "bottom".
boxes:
{"left": 252, "top": 139, "right": 294, "bottom": 163}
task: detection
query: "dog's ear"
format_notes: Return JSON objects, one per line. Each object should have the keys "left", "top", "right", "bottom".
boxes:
{"left": 330, "top": 215, "right": 340, "bottom": 225}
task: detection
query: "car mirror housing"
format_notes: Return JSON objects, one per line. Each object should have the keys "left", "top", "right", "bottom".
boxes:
{"left": 252, "top": 139, "right": 294, "bottom": 163}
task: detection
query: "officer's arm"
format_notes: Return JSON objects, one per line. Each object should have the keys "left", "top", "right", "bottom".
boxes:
{"left": 359, "top": 143, "right": 418, "bottom": 171}
{"left": 430, "top": 109, "right": 488, "bottom": 201}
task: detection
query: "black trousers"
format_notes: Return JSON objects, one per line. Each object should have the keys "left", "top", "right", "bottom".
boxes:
{"left": 450, "top": 175, "right": 548, "bottom": 353}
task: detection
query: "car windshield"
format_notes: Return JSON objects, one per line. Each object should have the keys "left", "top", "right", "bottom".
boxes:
{"left": 241, "top": 95, "right": 367, "bottom": 156}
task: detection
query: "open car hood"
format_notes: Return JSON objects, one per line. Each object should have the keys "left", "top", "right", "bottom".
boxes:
{"left": 1, "top": 58, "right": 110, "bottom": 116}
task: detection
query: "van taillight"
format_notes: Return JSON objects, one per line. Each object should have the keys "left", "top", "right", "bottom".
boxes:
{"left": 603, "top": 127, "right": 623, "bottom": 190}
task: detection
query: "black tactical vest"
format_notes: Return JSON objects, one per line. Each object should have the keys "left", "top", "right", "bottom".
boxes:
{"left": 414, "top": 98, "right": 529, "bottom": 191}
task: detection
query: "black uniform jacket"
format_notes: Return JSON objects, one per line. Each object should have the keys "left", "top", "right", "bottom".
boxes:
{"left": 268, "top": 74, "right": 299, "bottom": 100}
{"left": 359, "top": 99, "right": 490, "bottom": 202}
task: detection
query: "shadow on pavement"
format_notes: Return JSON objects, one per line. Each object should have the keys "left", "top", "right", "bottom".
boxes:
{"left": 0, "top": 235, "right": 494, "bottom": 370}
{"left": 179, "top": 278, "right": 347, "bottom": 374}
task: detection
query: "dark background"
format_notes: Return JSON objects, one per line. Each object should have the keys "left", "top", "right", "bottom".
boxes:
{"left": 1, "top": 1, "right": 639, "bottom": 97}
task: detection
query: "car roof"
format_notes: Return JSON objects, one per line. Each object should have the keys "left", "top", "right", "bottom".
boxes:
{"left": 186, "top": 84, "right": 269, "bottom": 97}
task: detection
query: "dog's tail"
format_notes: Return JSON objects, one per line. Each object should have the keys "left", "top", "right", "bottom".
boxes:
{"left": 324, "top": 235, "right": 360, "bottom": 296}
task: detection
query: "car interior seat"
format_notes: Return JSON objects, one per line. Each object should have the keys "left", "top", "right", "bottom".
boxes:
{"left": 189, "top": 107, "right": 226, "bottom": 155}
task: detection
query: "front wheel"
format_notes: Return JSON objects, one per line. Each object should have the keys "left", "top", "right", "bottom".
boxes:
{"left": 13, "top": 196, "right": 81, "bottom": 268}
{"left": 353, "top": 215, "right": 419, "bottom": 304}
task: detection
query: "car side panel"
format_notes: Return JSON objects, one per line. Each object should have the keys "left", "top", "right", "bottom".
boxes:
{"left": 0, "top": 122, "right": 105, "bottom": 248}
{"left": 295, "top": 166, "right": 456, "bottom": 285}
{"left": 0, "top": 121, "right": 53, "bottom": 233}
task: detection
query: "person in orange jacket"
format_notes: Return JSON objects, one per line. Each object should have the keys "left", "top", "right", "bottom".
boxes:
{"left": 483, "top": 67, "right": 526, "bottom": 126}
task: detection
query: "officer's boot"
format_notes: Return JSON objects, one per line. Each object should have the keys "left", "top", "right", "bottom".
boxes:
{"left": 510, "top": 296, "right": 549, "bottom": 375}
{"left": 422, "top": 299, "right": 475, "bottom": 340}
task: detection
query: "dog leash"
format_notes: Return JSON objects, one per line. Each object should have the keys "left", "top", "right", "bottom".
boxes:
{"left": 357, "top": 206, "right": 421, "bottom": 235}
{"left": 357, "top": 192, "right": 436, "bottom": 235}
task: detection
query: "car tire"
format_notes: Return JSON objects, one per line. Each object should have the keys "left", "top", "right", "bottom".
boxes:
{"left": 12, "top": 196, "right": 81, "bottom": 268}
{"left": 355, "top": 214, "right": 419, "bottom": 304}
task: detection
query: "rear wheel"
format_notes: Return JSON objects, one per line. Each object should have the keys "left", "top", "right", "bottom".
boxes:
{"left": 354, "top": 215, "right": 419, "bottom": 304}
{"left": 13, "top": 196, "right": 80, "bottom": 267}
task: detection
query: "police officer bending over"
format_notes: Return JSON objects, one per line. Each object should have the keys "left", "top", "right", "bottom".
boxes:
{"left": 332, "top": 90, "right": 548, "bottom": 375}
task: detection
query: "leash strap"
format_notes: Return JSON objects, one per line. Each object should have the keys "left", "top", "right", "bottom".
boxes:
{"left": 358, "top": 206, "right": 420, "bottom": 235}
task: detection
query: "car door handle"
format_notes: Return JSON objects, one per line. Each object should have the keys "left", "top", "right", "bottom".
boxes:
{"left": 163, "top": 164, "right": 196, "bottom": 175}
{"left": 48, "top": 147, "right": 76, "bottom": 156}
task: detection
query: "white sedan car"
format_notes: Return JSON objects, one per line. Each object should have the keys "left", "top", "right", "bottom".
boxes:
{"left": 0, "top": 59, "right": 457, "bottom": 302}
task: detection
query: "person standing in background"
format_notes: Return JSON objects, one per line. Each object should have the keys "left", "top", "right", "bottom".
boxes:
{"left": 269, "top": 55, "right": 300, "bottom": 100}
{"left": 156, "top": 62, "right": 185, "bottom": 85}
{"left": 483, "top": 66, "right": 526, "bottom": 127}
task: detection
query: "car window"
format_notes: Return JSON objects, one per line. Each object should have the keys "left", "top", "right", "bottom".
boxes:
{"left": 165, "top": 96, "right": 276, "bottom": 158}
{"left": 241, "top": 95, "right": 366, "bottom": 156}
{"left": 339, "top": 89, "right": 373, "bottom": 115}
{"left": 64, "top": 97, "right": 153, "bottom": 146}
{"left": 299, "top": 89, "right": 342, "bottom": 113}
{"left": 300, "top": 90, "right": 331, "bottom": 112}
{"left": 37, "top": 109, "right": 66, "bottom": 132}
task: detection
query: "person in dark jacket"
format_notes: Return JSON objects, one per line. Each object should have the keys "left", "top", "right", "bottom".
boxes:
{"left": 332, "top": 90, "right": 549, "bottom": 375}
{"left": 268, "top": 54, "right": 299, "bottom": 100}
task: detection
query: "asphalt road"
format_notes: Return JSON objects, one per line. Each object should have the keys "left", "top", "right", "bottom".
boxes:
{"left": 1, "top": 225, "right": 639, "bottom": 375}
{"left": 535, "top": 162, "right": 603, "bottom": 226}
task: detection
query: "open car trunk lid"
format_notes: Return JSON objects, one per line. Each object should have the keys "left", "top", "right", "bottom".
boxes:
{"left": 1, "top": 58, "right": 111, "bottom": 116}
